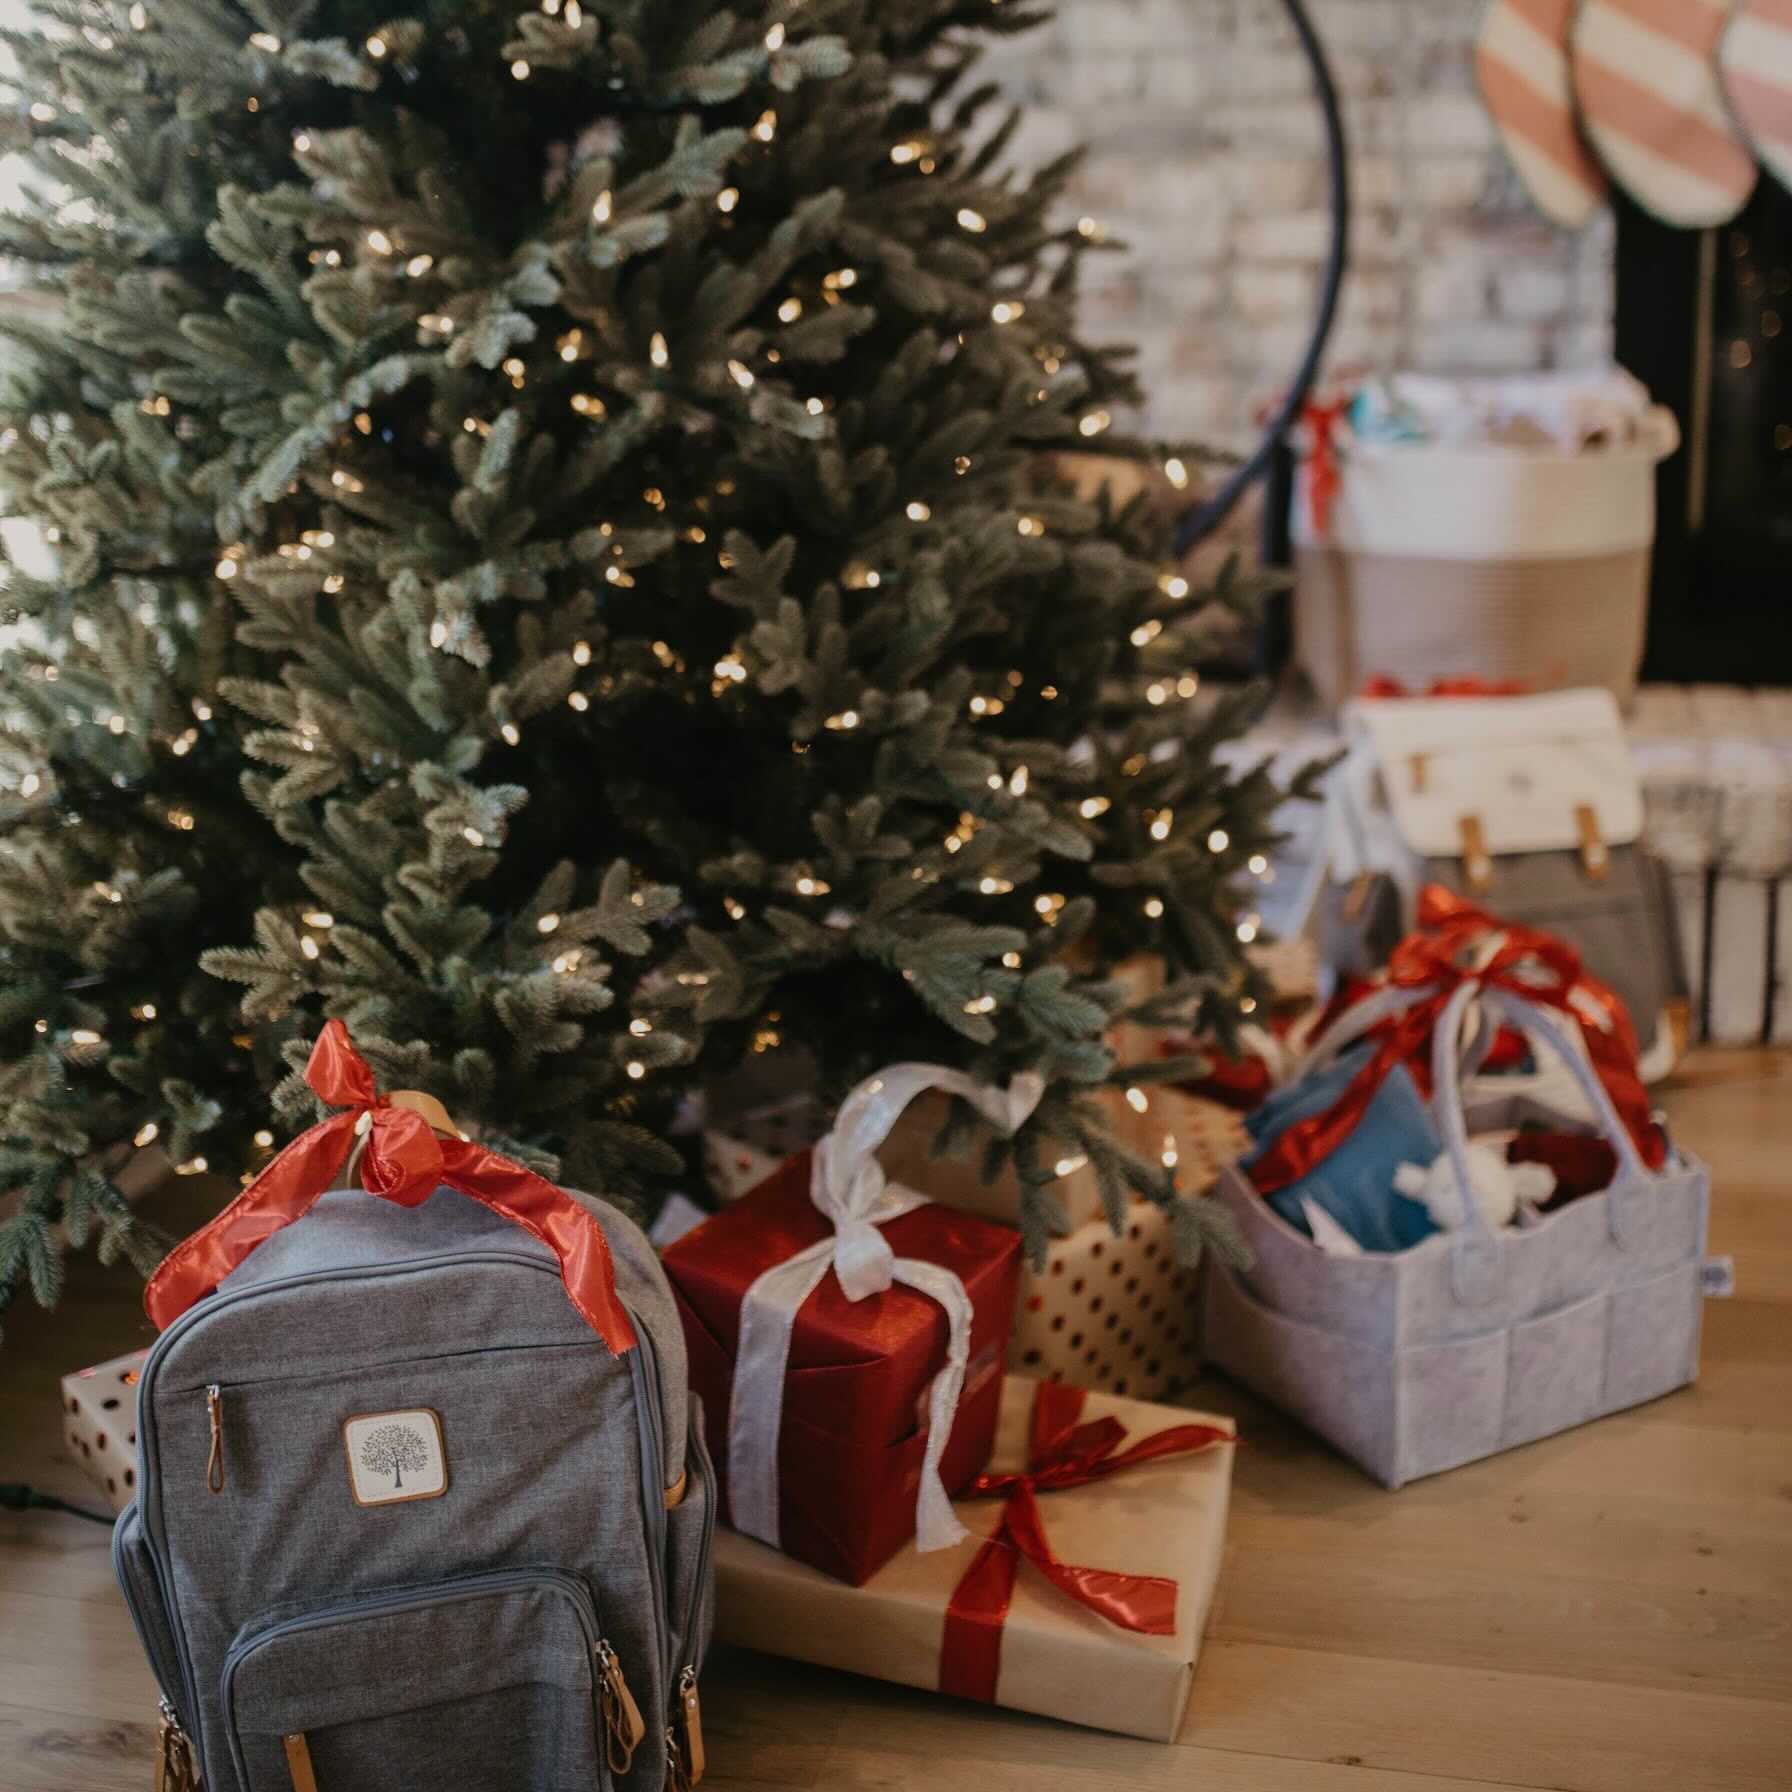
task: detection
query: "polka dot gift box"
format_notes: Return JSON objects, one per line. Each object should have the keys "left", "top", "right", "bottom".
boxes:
{"left": 60, "top": 1347, "right": 148, "bottom": 1514}
{"left": 1011, "top": 1091, "right": 1250, "bottom": 1402}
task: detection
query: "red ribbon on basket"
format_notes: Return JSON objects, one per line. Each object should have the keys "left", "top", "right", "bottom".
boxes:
{"left": 1247, "top": 885, "right": 1664, "bottom": 1198}
{"left": 937, "top": 1383, "right": 1234, "bottom": 1704}
{"left": 1301, "top": 395, "right": 1351, "bottom": 536}
{"left": 143, "top": 1020, "right": 637, "bottom": 1352}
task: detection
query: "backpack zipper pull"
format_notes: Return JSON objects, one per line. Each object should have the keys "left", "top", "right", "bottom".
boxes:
{"left": 676, "top": 1664, "right": 706, "bottom": 1785}
{"left": 665, "top": 1725, "right": 693, "bottom": 1792}
{"left": 205, "top": 1385, "right": 225, "bottom": 1494}
{"left": 156, "top": 1697, "right": 198, "bottom": 1792}
{"left": 595, "top": 1639, "right": 644, "bottom": 1774}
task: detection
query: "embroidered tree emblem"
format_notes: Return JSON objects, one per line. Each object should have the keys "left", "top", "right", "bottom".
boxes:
{"left": 359, "top": 1422, "right": 430, "bottom": 1491}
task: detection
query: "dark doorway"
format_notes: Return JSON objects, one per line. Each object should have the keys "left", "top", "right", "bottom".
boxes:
{"left": 1617, "top": 182, "right": 1792, "bottom": 686}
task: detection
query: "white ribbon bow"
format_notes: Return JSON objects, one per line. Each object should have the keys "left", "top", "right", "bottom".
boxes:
{"left": 726, "top": 1061, "right": 1045, "bottom": 1554}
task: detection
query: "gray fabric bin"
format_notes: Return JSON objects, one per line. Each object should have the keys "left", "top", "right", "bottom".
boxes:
{"left": 1202, "top": 983, "right": 1708, "bottom": 1487}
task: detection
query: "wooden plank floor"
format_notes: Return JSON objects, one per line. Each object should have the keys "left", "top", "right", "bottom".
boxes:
{"left": 3, "top": 1051, "right": 1789, "bottom": 1790}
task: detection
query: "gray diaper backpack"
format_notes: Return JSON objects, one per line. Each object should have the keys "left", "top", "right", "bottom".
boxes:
{"left": 113, "top": 1029, "right": 714, "bottom": 1792}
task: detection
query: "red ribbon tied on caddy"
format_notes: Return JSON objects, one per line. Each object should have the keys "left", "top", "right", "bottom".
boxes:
{"left": 143, "top": 1019, "right": 637, "bottom": 1353}
{"left": 937, "top": 1381, "right": 1235, "bottom": 1704}
{"left": 1247, "top": 885, "right": 1663, "bottom": 1198}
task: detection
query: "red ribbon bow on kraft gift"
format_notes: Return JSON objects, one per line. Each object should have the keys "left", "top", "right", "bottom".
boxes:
{"left": 937, "top": 1382, "right": 1234, "bottom": 1704}
{"left": 1248, "top": 886, "right": 1664, "bottom": 1198}
{"left": 143, "top": 1020, "right": 636, "bottom": 1352}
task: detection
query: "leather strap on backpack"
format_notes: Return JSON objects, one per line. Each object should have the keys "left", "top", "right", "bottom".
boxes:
{"left": 282, "top": 1734, "right": 318, "bottom": 1792}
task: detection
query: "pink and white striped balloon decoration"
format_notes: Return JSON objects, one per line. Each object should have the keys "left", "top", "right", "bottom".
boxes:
{"left": 1477, "top": 0, "right": 1608, "bottom": 229}
{"left": 1571, "top": 0, "right": 1757, "bottom": 227}
{"left": 1719, "top": 0, "right": 1792, "bottom": 195}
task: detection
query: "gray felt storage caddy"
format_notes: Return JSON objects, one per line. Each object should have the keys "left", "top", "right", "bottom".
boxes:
{"left": 115, "top": 1182, "right": 714, "bottom": 1792}
{"left": 1201, "top": 985, "right": 1709, "bottom": 1488}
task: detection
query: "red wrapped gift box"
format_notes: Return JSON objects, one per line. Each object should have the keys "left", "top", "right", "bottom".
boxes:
{"left": 665, "top": 1151, "right": 1023, "bottom": 1585}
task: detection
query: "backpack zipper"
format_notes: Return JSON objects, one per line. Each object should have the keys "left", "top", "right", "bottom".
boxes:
{"left": 673, "top": 1665, "right": 706, "bottom": 1786}
{"left": 596, "top": 1637, "right": 646, "bottom": 1773}
{"left": 667, "top": 1721, "right": 693, "bottom": 1792}
{"left": 667, "top": 1415, "right": 716, "bottom": 1785}
{"left": 155, "top": 1696, "right": 199, "bottom": 1792}
{"left": 204, "top": 1385, "right": 224, "bottom": 1493}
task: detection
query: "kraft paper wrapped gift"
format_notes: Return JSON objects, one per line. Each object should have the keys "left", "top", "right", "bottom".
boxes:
{"left": 60, "top": 1348, "right": 148, "bottom": 1513}
{"left": 713, "top": 1375, "right": 1236, "bottom": 1742}
{"left": 879, "top": 1079, "right": 1242, "bottom": 1237}
{"left": 876, "top": 1083, "right": 1151, "bottom": 1234}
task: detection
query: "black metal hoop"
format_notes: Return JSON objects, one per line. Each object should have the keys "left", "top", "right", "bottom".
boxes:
{"left": 1173, "top": 0, "right": 1350, "bottom": 564}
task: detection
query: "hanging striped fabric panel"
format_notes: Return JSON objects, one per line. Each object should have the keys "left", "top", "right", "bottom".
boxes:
{"left": 1571, "top": 0, "right": 1758, "bottom": 227}
{"left": 1477, "top": 0, "right": 1608, "bottom": 228}
{"left": 1719, "top": 0, "right": 1792, "bottom": 195}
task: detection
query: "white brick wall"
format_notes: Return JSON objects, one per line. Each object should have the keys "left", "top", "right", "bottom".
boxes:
{"left": 988, "top": 0, "right": 1616, "bottom": 449}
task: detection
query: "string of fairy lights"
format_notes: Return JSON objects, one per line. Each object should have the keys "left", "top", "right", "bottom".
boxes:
{"left": 0, "top": 0, "right": 1278, "bottom": 1126}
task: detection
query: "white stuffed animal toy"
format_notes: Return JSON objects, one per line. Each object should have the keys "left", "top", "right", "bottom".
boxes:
{"left": 1393, "top": 1144, "right": 1557, "bottom": 1232}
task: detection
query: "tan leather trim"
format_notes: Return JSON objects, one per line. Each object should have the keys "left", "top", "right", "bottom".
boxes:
{"left": 283, "top": 1733, "right": 318, "bottom": 1792}
{"left": 1575, "top": 803, "right": 1610, "bottom": 880}
{"left": 664, "top": 1469, "right": 688, "bottom": 1509}
{"left": 1458, "top": 815, "right": 1493, "bottom": 892}
{"left": 387, "top": 1087, "right": 463, "bottom": 1137}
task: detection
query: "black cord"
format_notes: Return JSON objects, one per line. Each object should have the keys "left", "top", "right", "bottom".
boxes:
{"left": 1174, "top": 0, "right": 1351, "bottom": 558}
{"left": 0, "top": 1483, "right": 117, "bottom": 1525}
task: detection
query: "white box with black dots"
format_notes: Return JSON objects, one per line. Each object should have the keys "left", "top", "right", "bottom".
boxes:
{"left": 60, "top": 1348, "right": 147, "bottom": 1513}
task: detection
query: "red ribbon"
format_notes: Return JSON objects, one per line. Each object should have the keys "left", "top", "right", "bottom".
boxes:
{"left": 1247, "top": 885, "right": 1664, "bottom": 1198}
{"left": 937, "top": 1383, "right": 1234, "bottom": 1704}
{"left": 1302, "top": 396, "right": 1350, "bottom": 536}
{"left": 143, "top": 1020, "right": 637, "bottom": 1353}
{"left": 1359, "top": 676, "right": 1530, "bottom": 699}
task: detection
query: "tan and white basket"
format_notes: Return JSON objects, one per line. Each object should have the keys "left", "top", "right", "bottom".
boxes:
{"left": 1293, "top": 423, "right": 1677, "bottom": 709}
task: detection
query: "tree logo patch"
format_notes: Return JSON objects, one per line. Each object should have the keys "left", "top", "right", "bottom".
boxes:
{"left": 342, "top": 1409, "right": 448, "bottom": 1506}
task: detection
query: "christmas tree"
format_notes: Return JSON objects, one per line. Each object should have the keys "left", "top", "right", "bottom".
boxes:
{"left": 1, "top": 0, "right": 1300, "bottom": 1324}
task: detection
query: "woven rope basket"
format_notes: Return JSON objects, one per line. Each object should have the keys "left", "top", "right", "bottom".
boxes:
{"left": 1292, "top": 425, "right": 1674, "bottom": 711}
{"left": 1294, "top": 545, "right": 1652, "bottom": 708}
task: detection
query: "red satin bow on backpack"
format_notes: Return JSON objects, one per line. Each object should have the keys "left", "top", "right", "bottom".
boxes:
{"left": 143, "top": 1020, "right": 636, "bottom": 1353}
{"left": 1247, "top": 886, "right": 1663, "bottom": 1197}
{"left": 937, "top": 1382, "right": 1234, "bottom": 1704}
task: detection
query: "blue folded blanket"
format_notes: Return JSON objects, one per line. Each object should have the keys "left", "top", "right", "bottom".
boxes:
{"left": 1244, "top": 1042, "right": 1443, "bottom": 1253}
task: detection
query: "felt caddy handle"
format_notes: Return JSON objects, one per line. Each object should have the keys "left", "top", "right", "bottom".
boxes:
{"left": 1430, "top": 980, "right": 1660, "bottom": 1304}
{"left": 1246, "top": 890, "right": 1663, "bottom": 1283}
{"left": 142, "top": 1021, "right": 637, "bottom": 1353}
